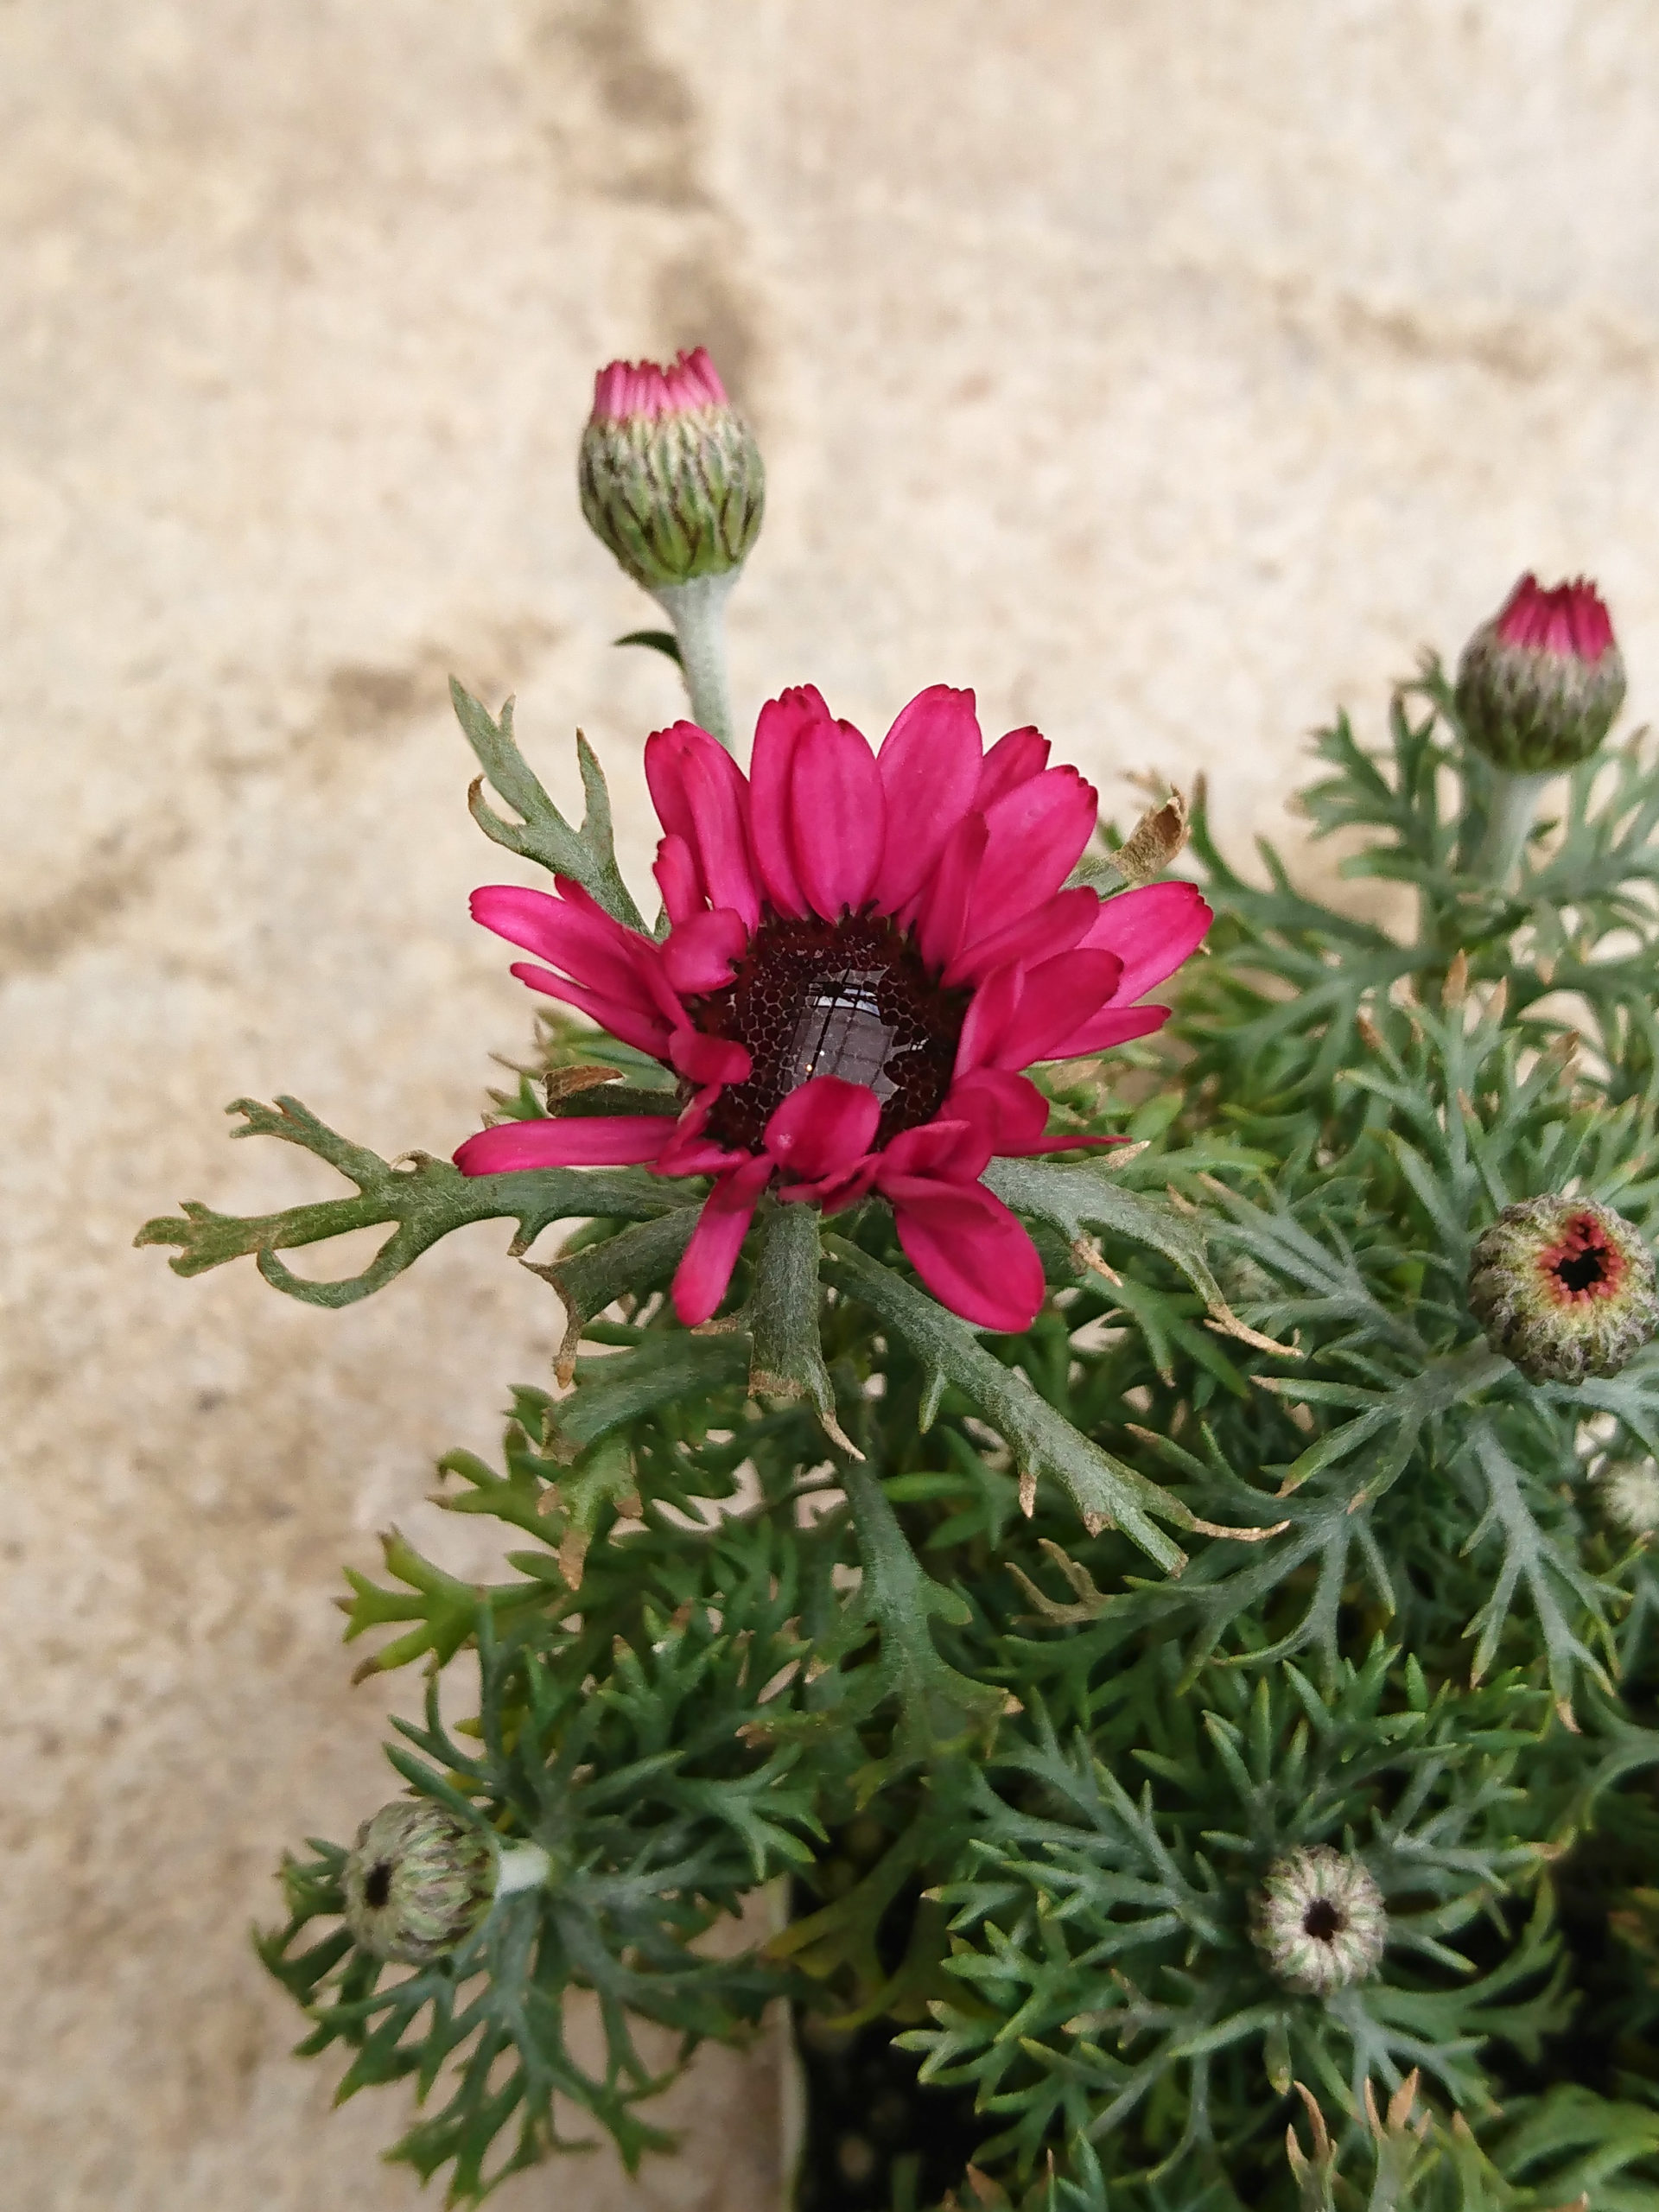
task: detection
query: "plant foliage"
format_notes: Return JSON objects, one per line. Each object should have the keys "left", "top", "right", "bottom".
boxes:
{"left": 143, "top": 645, "right": 1659, "bottom": 2209}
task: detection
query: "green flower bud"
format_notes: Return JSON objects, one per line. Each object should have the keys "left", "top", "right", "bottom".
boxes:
{"left": 1454, "top": 572, "right": 1625, "bottom": 774}
{"left": 1468, "top": 1196, "right": 1659, "bottom": 1387}
{"left": 1252, "top": 1846, "right": 1386, "bottom": 1997}
{"left": 1599, "top": 1459, "right": 1659, "bottom": 1542}
{"left": 342, "top": 1800, "right": 496, "bottom": 1966}
{"left": 579, "top": 348, "right": 764, "bottom": 592}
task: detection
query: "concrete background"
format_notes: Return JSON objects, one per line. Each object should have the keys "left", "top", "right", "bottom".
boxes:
{"left": 5, "top": 3, "right": 1659, "bottom": 2204}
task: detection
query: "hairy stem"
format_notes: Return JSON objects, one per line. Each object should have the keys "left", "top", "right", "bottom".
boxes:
{"left": 494, "top": 1840, "right": 552, "bottom": 1896}
{"left": 652, "top": 571, "right": 739, "bottom": 752}
{"left": 1471, "top": 767, "right": 1550, "bottom": 886}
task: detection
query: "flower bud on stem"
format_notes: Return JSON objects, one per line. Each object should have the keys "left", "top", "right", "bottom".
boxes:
{"left": 580, "top": 347, "right": 763, "bottom": 754}
{"left": 1456, "top": 573, "right": 1624, "bottom": 885}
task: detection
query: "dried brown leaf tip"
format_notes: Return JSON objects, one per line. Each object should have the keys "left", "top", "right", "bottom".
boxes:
{"left": 1113, "top": 787, "right": 1192, "bottom": 885}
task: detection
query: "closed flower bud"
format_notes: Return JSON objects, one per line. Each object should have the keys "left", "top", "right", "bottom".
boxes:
{"left": 342, "top": 1800, "right": 496, "bottom": 1966}
{"left": 1454, "top": 573, "right": 1625, "bottom": 773}
{"left": 1468, "top": 1196, "right": 1659, "bottom": 1387}
{"left": 1252, "top": 1846, "right": 1387, "bottom": 1997}
{"left": 579, "top": 347, "right": 764, "bottom": 592}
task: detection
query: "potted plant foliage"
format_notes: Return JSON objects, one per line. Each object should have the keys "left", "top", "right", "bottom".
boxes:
{"left": 142, "top": 348, "right": 1659, "bottom": 2212}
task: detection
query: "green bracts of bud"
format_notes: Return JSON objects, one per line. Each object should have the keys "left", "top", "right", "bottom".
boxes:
{"left": 342, "top": 1800, "right": 497, "bottom": 1966}
{"left": 1251, "top": 1846, "right": 1387, "bottom": 1997}
{"left": 1455, "top": 572, "right": 1625, "bottom": 774}
{"left": 1467, "top": 1195, "right": 1659, "bottom": 1387}
{"left": 580, "top": 348, "right": 764, "bottom": 593}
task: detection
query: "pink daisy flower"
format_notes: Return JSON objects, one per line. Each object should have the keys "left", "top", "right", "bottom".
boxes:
{"left": 454, "top": 686, "right": 1211, "bottom": 1335}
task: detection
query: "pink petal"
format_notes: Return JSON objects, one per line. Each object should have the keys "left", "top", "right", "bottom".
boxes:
{"left": 749, "top": 688, "right": 826, "bottom": 918}
{"left": 887, "top": 1182, "right": 1046, "bottom": 1332}
{"left": 506, "top": 963, "right": 675, "bottom": 1060}
{"left": 945, "top": 885, "right": 1098, "bottom": 988}
{"left": 677, "top": 728, "right": 761, "bottom": 929}
{"left": 1003, "top": 949, "right": 1125, "bottom": 1067}
{"left": 791, "top": 716, "right": 887, "bottom": 918}
{"left": 779, "top": 1160, "right": 880, "bottom": 1212}
{"left": 941, "top": 1067, "right": 1130, "bottom": 1155}
{"left": 555, "top": 877, "right": 689, "bottom": 1026}
{"left": 764, "top": 1075, "right": 881, "bottom": 1182}
{"left": 871, "top": 685, "right": 985, "bottom": 913}
{"left": 953, "top": 964, "right": 1021, "bottom": 1077}
{"left": 955, "top": 950, "right": 1124, "bottom": 1073}
{"left": 473, "top": 884, "right": 652, "bottom": 1006}
{"left": 643, "top": 721, "right": 702, "bottom": 851}
{"left": 644, "top": 724, "right": 760, "bottom": 927}
{"left": 660, "top": 1138, "right": 747, "bottom": 1175}
{"left": 1046, "top": 1001, "right": 1170, "bottom": 1059}
{"left": 914, "top": 814, "right": 988, "bottom": 974}
{"left": 877, "top": 1116, "right": 993, "bottom": 1184}
{"left": 964, "top": 766, "right": 1099, "bottom": 944}
{"left": 653, "top": 834, "right": 703, "bottom": 925}
{"left": 476, "top": 880, "right": 684, "bottom": 1038}
{"left": 657, "top": 1090, "right": 747, "bottom": 1176}
{"left": 662, "top": 908, "right": 749, "bottom": 995}
{"left": 672, "top": 1159, "right": 773, "bottom": 1325}
{"left": 669, "top": 1028, "right": 752, "bottom": 1086}
{"left": 454, "top": 1116, "right": 676, "bottom": 1174}
{"left": 942, "top": 1069, "right": 1050, "bottom": 1154}
{"left": 974, "top": 725, "right": 1050, "bottom": 808}
{"left": 1083, "top": 882, "right": 1213, "bottom": 1001}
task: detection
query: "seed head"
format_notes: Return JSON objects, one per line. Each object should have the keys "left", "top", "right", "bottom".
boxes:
{"left": 1468, "top": 1196, "right": 1659, "bottom": 1386}
{"left": 1252, "top": 1846, "right": 1387, "bottom": 1997}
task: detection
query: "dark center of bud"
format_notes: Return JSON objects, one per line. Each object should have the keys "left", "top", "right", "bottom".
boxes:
{"left": 1302, "top": 1898, "right": 1344, "bottom": 1943}
{"left": 690, "top": 911, "right": 969, "bottom": 1157}
{"left": 1542, "top": 1213, "right": 1625, "bottom": 1303}
{"left": 364, "top": 1861, "right": 394, "bottom": 1909}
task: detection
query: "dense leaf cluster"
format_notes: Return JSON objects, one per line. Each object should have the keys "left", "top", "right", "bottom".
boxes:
{"left": 145, "top": 664, "right": 1659, "bottom": 2208}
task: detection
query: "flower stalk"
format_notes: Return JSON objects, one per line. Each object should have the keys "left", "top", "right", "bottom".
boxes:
{"left": 652, "top": 569, "right": 740, "bottom": 753}
{"left": 1470, "top": 766, "right": 1550, "bottom": 886}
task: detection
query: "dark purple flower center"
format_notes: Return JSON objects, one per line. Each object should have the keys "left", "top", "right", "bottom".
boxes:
{"left": 1302, "top": 1898, "right": 1344, "bottom": 1942}
{"left": 689, "top": 911, "right": 969, "bottom": 1154}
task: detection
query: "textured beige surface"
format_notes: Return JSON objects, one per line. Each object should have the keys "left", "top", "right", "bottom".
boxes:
{"left": 7, "top": 3, "right": 1659, "bottom": 2204}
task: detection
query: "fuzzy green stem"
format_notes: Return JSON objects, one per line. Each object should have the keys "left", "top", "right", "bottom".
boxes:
{"left": 652, "top": 571, "right": 739, "bottom": 753}
{"left": 493, "top": 1840, "right": 551, "bottom": 1897}
{"left": 1471, "top": 768, "right": 1550, "bottom": 887}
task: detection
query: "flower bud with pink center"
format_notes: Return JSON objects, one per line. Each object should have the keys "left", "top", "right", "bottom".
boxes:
{"left": 579, "top": 346, "right": 764, "bottom": 594}
{"left": 1467, "top": 1194, "right": 1659, "bottom": 1386}
{"left": 1454, "top": 572, "right": 1626, "bottom": 775}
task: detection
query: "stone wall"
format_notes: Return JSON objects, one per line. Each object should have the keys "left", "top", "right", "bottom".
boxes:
{"left": 6, "top": 3, "right": 1658, "bottom": 2203}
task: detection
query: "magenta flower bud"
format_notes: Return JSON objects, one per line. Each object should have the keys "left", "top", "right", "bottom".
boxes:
{"left": 1454, "top": 573, "right": 1626, "bottom": 773}
{"left": 1468, "top": 1196, "right": 1659, "bottom": 1386}
{"left": 578, "top": 347, "right": 764, "bottom": 592}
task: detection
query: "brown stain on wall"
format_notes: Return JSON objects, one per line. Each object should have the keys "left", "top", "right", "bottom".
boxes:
{"left": 522, "top": 0, "right": 765, "bottom": 410}
{"left": 0, "top": 617, "right": 560, "bottom": 981}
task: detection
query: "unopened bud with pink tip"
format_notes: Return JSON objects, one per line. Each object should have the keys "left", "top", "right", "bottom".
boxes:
{"left": 1468, "top": 1195, "right": 1659, "bottom": 1386}
{"left": 579, "top": 347, "right": 763, "bottom": 752}
{"left": 1455, "top": 573, "right": 1626, "bottom": 775}
{"left": 579, "top": 347, "right": 764, "bottom": 594}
